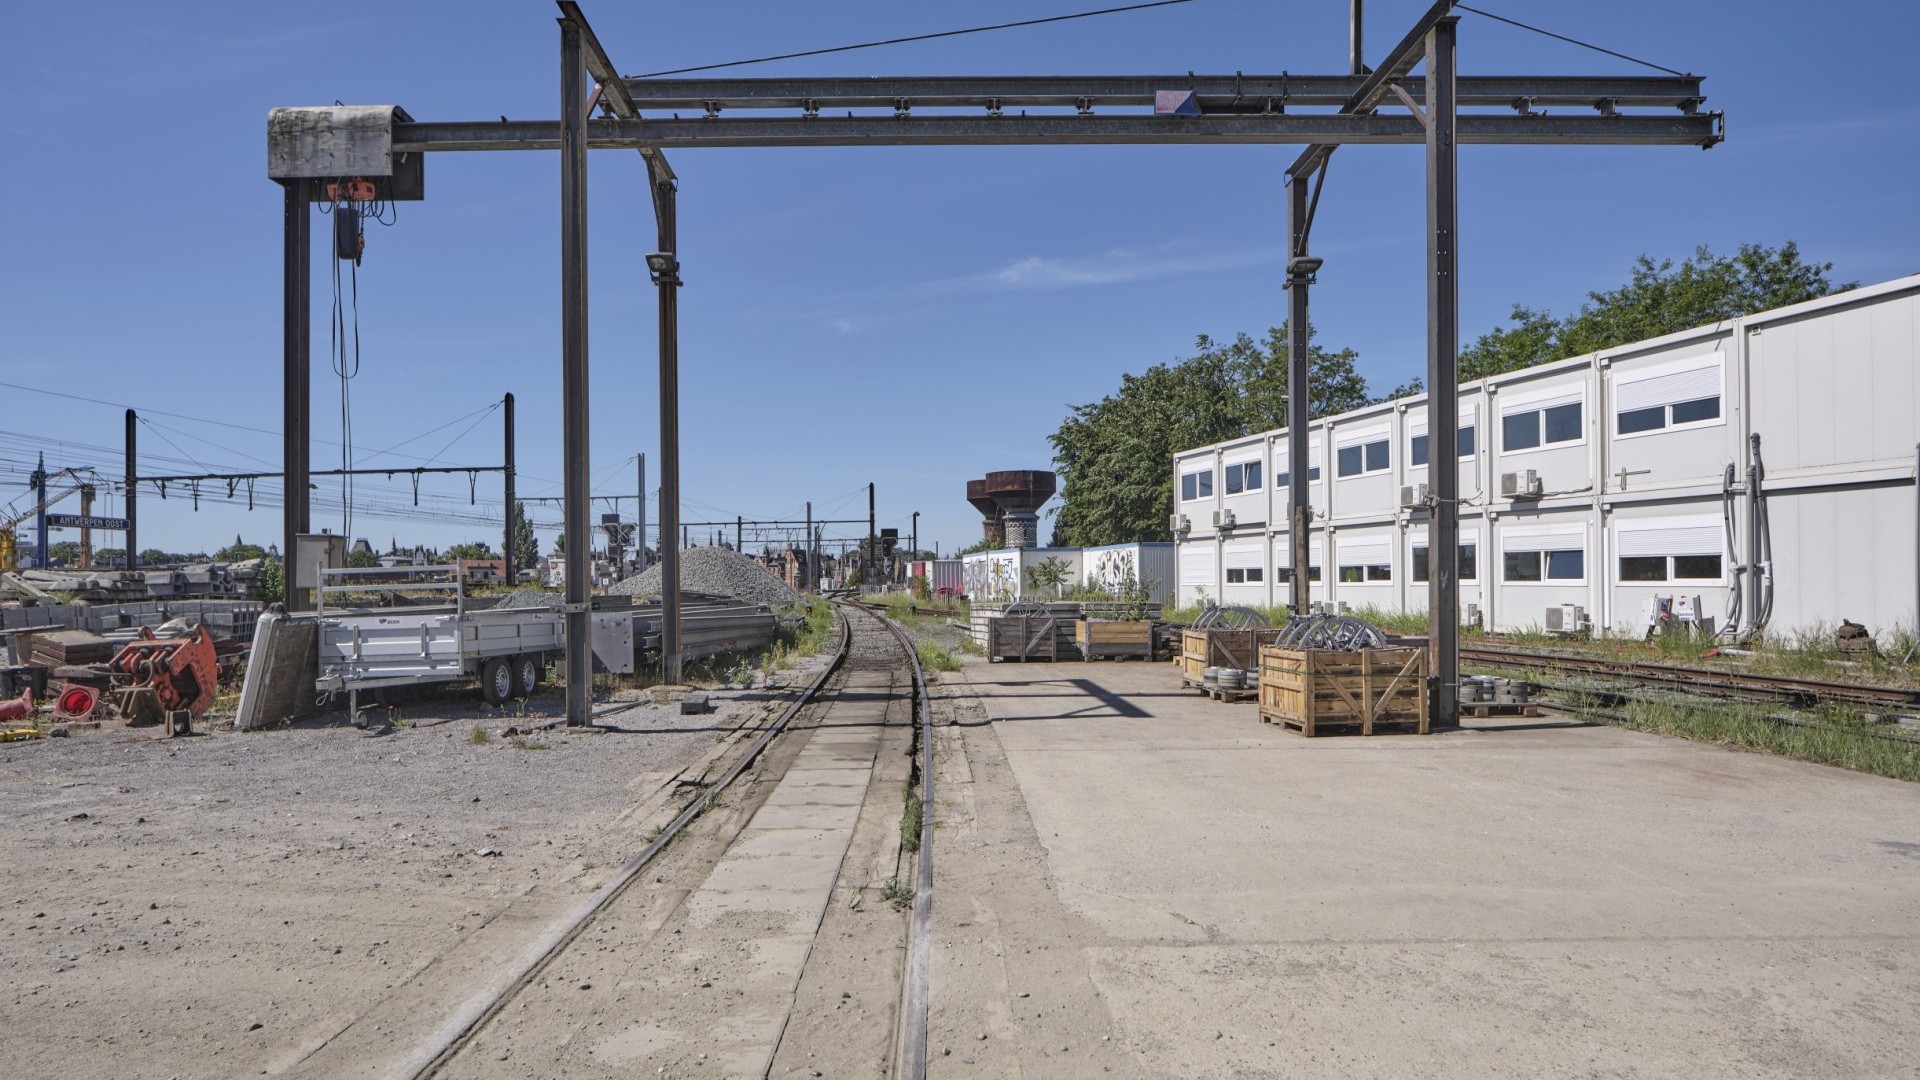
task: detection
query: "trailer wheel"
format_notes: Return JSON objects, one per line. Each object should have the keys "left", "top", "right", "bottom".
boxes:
{"left": 480, "top": 657, "right": 514, "bottom": 706}
{"left": 514, "top": 654, "right": 542, "bottom": 698}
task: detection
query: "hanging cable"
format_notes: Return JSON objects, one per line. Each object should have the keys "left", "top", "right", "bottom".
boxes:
{"left": 634, "top": 0, "right": 1199, "bottom": 78}
{"left": 1454, "top": 5, "right": 1688, "bottom": 77}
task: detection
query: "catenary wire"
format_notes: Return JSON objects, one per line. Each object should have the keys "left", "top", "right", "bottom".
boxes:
{"left": 1454, "top": 4, "right": 1688, "bottom": 77}
{"left": 633, "top": 0, "right": 1199, "bottom": 78}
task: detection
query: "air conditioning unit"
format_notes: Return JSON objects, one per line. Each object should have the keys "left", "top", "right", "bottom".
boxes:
{"left": 1211, "top": 509, "right": 1237, "bottom": 528}
{"left": 1500, "top": 469, "right": 1544, "bottom": 499}
{"left": 1399, "top": 483, "right": 1430, "bottom": 510}
{"left": 1169, "top": 513, "right": 1190, "bottom": 535}
{"left": 1543, "top": 603, "right": 1588, "bottom": 635}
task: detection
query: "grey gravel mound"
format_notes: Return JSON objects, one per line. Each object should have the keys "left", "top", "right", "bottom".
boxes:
{"left": 609, "top": 546, "right": 799, "bottom": 606}
{"left": 495, "top": 587, "right": 562, "bottom": 609}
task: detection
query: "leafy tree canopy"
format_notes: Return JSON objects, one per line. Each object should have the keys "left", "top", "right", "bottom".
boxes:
{"left": 511, "top": 502, "right": 540, "bottom": 571}
{"left": 1455, "top": 241, "right": 1850, "bottom": 384}
{"left": 1048, "top": 324, "right": 1371, "bottom": 548}
{"left": 216, "top": 541, "right": 267, "bottom": 563}
{"left": 442, "top": 541, "right": 496, "bottom": 563}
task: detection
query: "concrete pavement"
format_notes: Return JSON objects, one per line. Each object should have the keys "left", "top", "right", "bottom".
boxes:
{"left": 928, "top": 659, "right": 1920, "bottom": 1078}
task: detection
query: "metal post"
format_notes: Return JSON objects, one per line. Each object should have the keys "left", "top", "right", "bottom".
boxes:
{"left": 1748, "top": 433, "right": 1764, "bottom": 639}
{"left": 911, "top": 511, "right": 919, "bottom": 563}
{"left": 559, "top": 18, "right": 592, "bottom": 726}
{"left": 736, "top": 515, "right": 742, "bottom": 552}
{"left": 30, "top": 455, "right": 47, "bottom": 568}
{"left": 1351, "top": 0, "right": 1366, "bottom": 75}
{"left": 805, "top": 500, "right": 813, "bottom": 592}
{"left": 282, "top": 177, "right": 312, "bottom": 611}
{"left": 636, "top": 452, "right": 647, "bottom": 575}
{"left": 503, "top": 391, "right": 516, "bottom": 584}
{"left": 655, "top": 178, "right": 683, "bottom": 685}
{"left": 1425, "top": 16, "right": 1461, "bottom": 728}
{"left": 125, "top": 410, "right": 138, "bottom": 570}
{"left": 78, "top": 486, "right": 93, "bottom": 569}
{"left": 1286, "top": 181, "right": 1312, "bottom": 616}
{"left": 868, "top": 482, "right": 876, "bottom": 587}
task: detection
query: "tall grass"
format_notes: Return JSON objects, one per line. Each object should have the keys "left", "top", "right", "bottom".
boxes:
{"left": 1560, "top": 693, "right": 1920, "bottom": 783}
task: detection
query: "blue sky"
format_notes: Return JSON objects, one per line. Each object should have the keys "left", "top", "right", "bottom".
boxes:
{"left": 2, "top": 1, "right": 1916, "bottom": 559}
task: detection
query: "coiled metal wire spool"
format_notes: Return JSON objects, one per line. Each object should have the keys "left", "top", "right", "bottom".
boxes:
{"left": 1275, "top": 613, "right": 1390, "bottom": 651}
{"left": 1191, "top": 605, "right": 1270, "bottom": 630}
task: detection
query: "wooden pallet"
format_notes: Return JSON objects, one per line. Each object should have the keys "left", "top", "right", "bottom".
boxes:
{"left": 1459, "top": 702, "right": 1541, "bottom": 718}
{"left": 1182, "top": 677, "right": 1259, "bottom": 703}
{"left": 1264, "top": 713, "right": 1427, "bottom": 735}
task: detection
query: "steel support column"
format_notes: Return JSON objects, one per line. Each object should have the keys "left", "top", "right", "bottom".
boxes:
{"left": 125, "top": 409, "right": 137, "bottom": 570}
{"left": 281, "top": 177, "right": 311, "bottom": 610}
{"left": 868, "top": 483, "right": 876, "bottom": 588}
{"left": 503, "top": 391, "right": 516, "bottom": 584}
{"left": 636, "top": 452, "right": 647, "bottom": 575}
{"left": 1425, "top": 17, "right": 1461, "bottom": 728}
{"left": 560, "top": 19, "right": 592, "bottom": 725}
{"left": 1286, "top": 180, "right": 1313, "bottom": 616}
{"left": 654, "top": 178, "right": 683, "bottom": 684}
{"left": 805, "top": 501, "right": 813, "bottom": 592}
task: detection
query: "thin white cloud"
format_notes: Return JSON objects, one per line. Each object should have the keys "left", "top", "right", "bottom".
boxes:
{"left": 945, "top": 245, "right": 1282, "bottom": 292}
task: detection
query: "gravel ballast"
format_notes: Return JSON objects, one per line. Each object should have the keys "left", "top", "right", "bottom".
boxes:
{"left": 609, "top": 547, "right": 799, "bottom": 606}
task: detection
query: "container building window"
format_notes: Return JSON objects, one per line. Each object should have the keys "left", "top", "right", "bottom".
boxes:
{"left": 1614, "top": 359, "right": 1723, "bottom": 436}
{"left": 1225, "top": 566, "right": 1265, "bottom": 584}
{"left": 1502, "top": 401, "right": 1582, "bottom": 452}
{"left": 1180, "top": 469, "right": 1213, "bottom": 501}
{"left": 1336, "top": 438, "right": 1390, "bottom": 478}
{"left": 1224, "top": 461, "right": 1261, "bottom": 494}
{"left": 1618, "top": 553, "right": 1723, "bottom": 582}
{"left": 1412, "top": 543, "right": 1478, "bottom": 582}
{"left": 1274, "top": 566, "right": 1321, "bottom": 584}
{"left": 1411, "top": 425, "right": 1475, "bottom": 466}
{"left": 1504, "top": 546, "right": 1584, "bottom": 582}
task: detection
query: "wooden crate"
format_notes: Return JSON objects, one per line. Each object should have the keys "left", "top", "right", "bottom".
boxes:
{"left": 1178, "top": 628, "right": 1281, "bottom": 684}
{"left": 1075, "top": 619, "right": 1153, "bottom": 660}
{"left": 988, "top": 615, "right": 1058, "bottom": 662}
{"left": 1257, "top": 645, "right": 1429, "bottom": 736}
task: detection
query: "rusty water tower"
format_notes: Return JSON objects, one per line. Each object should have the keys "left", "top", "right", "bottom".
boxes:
{"left": 968, "top": 470, "right": 1055, "bottom": 549}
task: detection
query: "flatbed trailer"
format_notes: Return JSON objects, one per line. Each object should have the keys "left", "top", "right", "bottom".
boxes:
{"left": 313, "top": 566, "right": 562, "bottom": 716}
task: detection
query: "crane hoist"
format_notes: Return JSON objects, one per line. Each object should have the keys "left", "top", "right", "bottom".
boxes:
{"left": 0, "top": 467, "right": 103, "bottom": 571}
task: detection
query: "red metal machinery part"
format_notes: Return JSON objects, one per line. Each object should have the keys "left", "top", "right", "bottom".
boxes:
{"left": 106, "top": 626, "right": 219, "bottom": 725}
{"left": 0, "top": 688, "right": 32, "bottom": 723}
{"left": 54, "top": 684, "right": 99, "bottom": 721}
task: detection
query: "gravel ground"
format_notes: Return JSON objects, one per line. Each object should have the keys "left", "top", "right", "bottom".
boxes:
{"left": 0, "top": 684, "right": 789, "bottom": 1080}
{"left": 609, "top": 546, "right": 799, "bottom": 606}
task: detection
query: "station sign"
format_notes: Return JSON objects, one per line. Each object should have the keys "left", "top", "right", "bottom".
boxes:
{"left": 45, "top": 514, "right": 130, "bottom": 530}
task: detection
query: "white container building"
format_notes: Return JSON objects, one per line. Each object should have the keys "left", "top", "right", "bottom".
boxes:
{"left": 1171, "top": 272, "right": 1920, "bottom": 638}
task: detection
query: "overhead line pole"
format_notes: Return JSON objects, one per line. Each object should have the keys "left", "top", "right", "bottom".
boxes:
{"left": 560, "top": 15, "right": 592, "bottom": 726}
{"left": 503, "top": 391, "right": 516, "bottom": 584}
{"left": 636, "top": 452, "right": 647, "bottom": 575}
{"left": 1426, "top": 16, "right": 1462, "bottom": 729}
{"left": 281, "top": 177, "right": 311, "bottom": 610}
{"left": 125, "top": 410, "right": 138, "bottom": 570}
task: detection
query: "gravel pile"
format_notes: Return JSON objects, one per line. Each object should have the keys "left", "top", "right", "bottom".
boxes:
{"left": 494, "top": 587, "right": 562, "bottom": 609}
{"left": 609, "top": 546, "right": 800, "bottom": 606}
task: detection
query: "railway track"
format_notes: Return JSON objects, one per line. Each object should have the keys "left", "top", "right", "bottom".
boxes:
{"left": 373, "top": 599, "right": 931, "bottom": 1080}
{"left": 1460, "top": 642, "right": 1920, "bottom": 712}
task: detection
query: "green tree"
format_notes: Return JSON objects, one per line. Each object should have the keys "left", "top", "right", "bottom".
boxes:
{"left": 345, "top": 548, "right": 382, "bottom": 569}
{"left": 138, "top": 548, "right": 174, "bottom": 565}
{"left": 1049, "top": 324, "right": 1372, "bottom": 548}
{"left": 442, "top": 541, "right": 495, "bottom": 563}
{"left": 217, "top": 541, "right": 267, "bottom": 563}
{"left": 45, "top": 541, "right": 81, "bottom": 565}
{"left": 253, "top": 560, "right": 285, "bottom": 604}
{"left": 1458, "top": 242, "right": 1850, "bottom": 382}
{"left": 511, "top": 501, "right": 540, "bottom": 572}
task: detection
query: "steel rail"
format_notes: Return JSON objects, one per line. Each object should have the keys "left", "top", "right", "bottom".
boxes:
{"left": 398, "top": 608, "right": 855, "bottom": 1080}
{"left": 849, "top": 602, "right": 936, "bottom": 1080}
{"left": 1460, "top": 644, "right": 1920, "bottom": 711}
